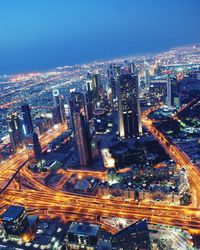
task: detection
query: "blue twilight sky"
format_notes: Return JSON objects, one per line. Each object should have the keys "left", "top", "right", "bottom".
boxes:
{"left": 0, "top": 0, "right": 200, "bottom": 74}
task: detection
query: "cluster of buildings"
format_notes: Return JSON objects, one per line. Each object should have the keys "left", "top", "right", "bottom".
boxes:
{"left": 1, "top": 44, "right": 200, "bottom": 167}
{"left": 0, "top": 205, "right": 151, "bottom": 250}
{"left": 0, "top": 44, "right": 200, "bottom": 248}
{"left": 97, "top": 163, "right": 190, "bottom": 205}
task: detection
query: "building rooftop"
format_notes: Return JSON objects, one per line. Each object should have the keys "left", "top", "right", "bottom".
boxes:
{"left": 2, "top": 205, "right": 25, "bottom": 221}
{"left": 68, "top": 222, "right": 100, "bottom": 236}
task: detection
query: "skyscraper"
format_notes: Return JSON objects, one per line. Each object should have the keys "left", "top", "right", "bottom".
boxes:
{"left": 144, "top": 62, "right": 151, "bottom": 88}
{"left": 85, "top": 73, "right": 101, "bottom": 120}
{"left": 25, "top": 132, "right": 42, "bottom": 163}
{"left": 69, "top": 91, "right": 87, "bottom": 129}
{"left": 166, "top": 76, "right": 180, "bottom": 107}
{"left": 7, "top": 112, "right": 23, "bottom": 152}
{"left": 52, "top": 89, "right": 66, "bottom": 124}
{"left": 117, "top": 69, "right": 142, "bottom": 139}
{"left": 91, "top": 73, "right": 100, "bottom": 99}
{"left": 109, "top": 65, "right": 121, "bottom": 105}
{"left": 93, "top": 108, "right": 108, "bottom": 133}
{"left": 111, "top": 219, "right": 151, "bottom": 250}
{"left": 21, "top": 104, "right": 33, "bottom": 135}
{"left": 73, "top": 112, "right": 92, "bottom": 166}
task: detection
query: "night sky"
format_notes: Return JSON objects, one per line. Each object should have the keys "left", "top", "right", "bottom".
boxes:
{"left": 0, "top": 0, "right": 200, "bottom": 74}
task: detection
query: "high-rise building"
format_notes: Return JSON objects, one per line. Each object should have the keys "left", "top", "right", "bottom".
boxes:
{"left": 144, "top": 62, "right": 151, "bottom": 88}
{"left": 73, "top": 112, "right": 92, "bottom": 166}
{"left": 25, "top": 132, "right": 42, "bottom": 163}
{"left": 21, "top": 104, "right": 33, "bottom": 135}
{"left": 91, "top": 73, "right": 100, "bottom": 99}
{"left": 52, "top": 89, "right": 66, "bottom": 124}
{"left": 69, "top": 91, "right": 88, "bottom": 129}
{"left": 7, "top": 112, "right": 23, "bottom": 152}
{"left": 2, "top": 205, "right": 39, "bottom": 242}
{"left": 84, "top": 91, "right": 94, "bottom": 121}
{"left": 66, "top": 222, "right": 101, "bottom": 250}
{"left": 117, "top": 70, "right": 142, "bottom": 139}
{"left": 109, "top": 65, "right": 121, "bottom": 106}
{"left": 93, "top": 108, "right": 108, "bottom": 133}
{"left": 85, "top": 73, "right": 101, "bottom": 120}
{"left": 2, "top": 205, "right": 29, "bottom": 238}
{"left": 111, "top": 219, "right": 151, "bottom": 250}
{"left": 166, "top": 76, "right": 180, "bottom": 107}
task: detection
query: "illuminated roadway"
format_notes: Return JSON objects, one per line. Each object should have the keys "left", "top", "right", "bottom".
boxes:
{"left": 1, "top": 111, "right": 200, "bottom": 234}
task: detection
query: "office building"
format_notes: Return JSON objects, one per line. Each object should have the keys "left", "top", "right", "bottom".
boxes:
{"left": 111, "top": 219, "right": 151, "bottom": 250}
{"left": 93, "top": 108, "right": 108, "bottom": 133}
{"left": 144, "top": 62, "right": 151, "bottom": 88}
{"left": 2, "top": 205, "right": 38, "bottom": 242}
{"left": 21, "top": 104, "right": 33, "bottom": 135}
{"left": 66, "top": 222, "right": 101, "bottom": 250}
{"left": 85, "top": 73, "right": 101, "bottom": 115}
{"left": 73, "top": 112, "right": 92, "bottom": 166}
{"left": 69, "top": 91, "right": 88, "bottom": 129}
{"left": 25, "top": 132, "right": 42, "bottom": 163}
{"left": 109, "top": 65, "right": 121, "bottom": 106}
{"left": 85, "top": 75, "right": 98, "bottom": 121}
{"left": 117, "top": 70, "right": 142, "bottom": 139}
{"left": 52, "top": 89, "right": 66, "bottom": 124}
{"left": 7, "top": 112, "right": 23, "bottom": 152}
{"left": 91, "top": 73, "right": 100, "bottom": 99}
{"left": 166, "top": 76, "right": 180, "bottom": 107}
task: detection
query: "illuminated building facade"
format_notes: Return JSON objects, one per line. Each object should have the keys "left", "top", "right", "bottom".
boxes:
{"left": 111, "top": 219, "right": 151, "bottom": 250}
{"left": 109, "top": 64, "right": 121, "bottom": 105}
{"left": 166, "top": 76, "right": 180, "bottom": 107}
{"left": 52, "top": 89, "right": 66, "bottom": 124}
{"left": 91, "top": 73, "right": 100, "bottom": 99}
{"left": 117, "top": 71, "right": 142, "bottom": 139}
{"left": 93, "top": 108, "right": 108, "bottom": 133}
{"left": 69, "top": 91, "right": 88, "bottom": 129}
{"left": 21, "top": 104, "right": 33, "bottom": 135}
{"left": 25, "top": 132, "right": 42, "bottom": 163}
{"left": 66, "top": 222, "right": 101, "bottom": 250}
{"left": 73, "top": 112, "right": 92, "bottom": 166}
{"left": 7, "top": 112, "right": 23, "bottom": 152}
{"left": 1, "top": 205, "right": 38, "bottom": 242}
{"left": 2, "top": 205, "right": 29, "bottom": 237}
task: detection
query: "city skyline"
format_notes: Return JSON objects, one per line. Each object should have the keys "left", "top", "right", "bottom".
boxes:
{"left": 0, "top": 42, "right": 200, "bottom": 249}
{"left": 0, "top": 1, "right": 200, "bottom": 249}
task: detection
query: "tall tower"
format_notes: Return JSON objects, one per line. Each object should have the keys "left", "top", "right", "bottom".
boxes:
{"left": 91, "top": 73, "right": 100, "bottom": 99}
{"left": 69, "top": 91, "right": 87, "bottom": 129}
{"left": 117, "top": 69, "right": 142, "bottom": 139}
{"left": 166, "top": 76, "right": 180, "bottom": 107}
{"left": 166, "top": 77, "right": 172, "bottom": 107}
{"left": 25, "top": 132, "right": 42, "bottom": 163}
{"left": 7, "top": 113, "right": 22, "bottom": 152}
{"left": 144, "top": 62, "right": 150, "bottom": 88}
{"left": 109, "top": 65, "right": 120, "bottom": 104}
{"left": 21, "top": 104, "right": 33, "bottom": 135}
{"left": 52, "top": 89, "right": 66, "bottom": 124}
{"left": 73, "top": 112, "right": 92, "bottom": 166}
{"left": 69, "top": 90, "right": 92, "bottom": 166}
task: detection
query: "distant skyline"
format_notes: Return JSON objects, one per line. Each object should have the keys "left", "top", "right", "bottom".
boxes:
{"left": 0, "top": 0, "right": 200, "bottom": 75}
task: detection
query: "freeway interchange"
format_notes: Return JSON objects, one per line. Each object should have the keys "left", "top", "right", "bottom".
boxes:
{"left": 1, "top": 109, "right": 200, "bottom": 235}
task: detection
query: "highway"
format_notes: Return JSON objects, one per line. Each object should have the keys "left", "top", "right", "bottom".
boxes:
{"left": 142, "top": 107, "right": 200, "bottom": 208}
{"left": 1, "top": 110, "right": 200, "bottom": 236}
